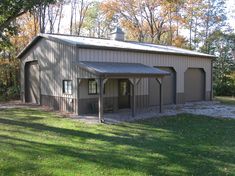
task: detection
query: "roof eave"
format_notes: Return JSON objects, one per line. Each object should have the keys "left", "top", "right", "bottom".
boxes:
{"left": 77, "top": 62, "right": 103, "bottom": 76}
{"left": 102, "top": 73, "right": 170, "bottom": 78}
{"left": 77, "top": 61, "right": 170, "bottom": 78}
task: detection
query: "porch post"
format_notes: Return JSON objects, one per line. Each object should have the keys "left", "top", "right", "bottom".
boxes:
{"left": 76, "top": 79, "right": 82, "bottom": 115}
{"left": 75, "top": 78, "right": 81, "bottom": 115}
{"left": 131, "top": 81, "right": 137, "bottom": 117}
{"left": 98, "top": 78, "right": 104, "bottom": 123}
{"left": 157, "top": 77, "right": 163, "bottom": 113}
{"left": 129, "top": 78, "right": 140, "bottom": 117}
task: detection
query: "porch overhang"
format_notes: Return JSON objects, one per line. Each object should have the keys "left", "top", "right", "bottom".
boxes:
{"left": 76, "top": 61, "right": 170, "bottom": 123}
{"left": 77, "top": 61, "right": 170, "bottom": 78}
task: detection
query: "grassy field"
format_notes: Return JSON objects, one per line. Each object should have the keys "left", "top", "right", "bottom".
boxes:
{"left": 0, "top": 108, "right": 235, "bottom": 176}
{"left": 215, "top": 96, "right": 235, "bottom": 105}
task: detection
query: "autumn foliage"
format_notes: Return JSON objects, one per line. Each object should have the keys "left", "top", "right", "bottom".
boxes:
{"left": 0, "top": 13, "right": 39, "bottom": 101}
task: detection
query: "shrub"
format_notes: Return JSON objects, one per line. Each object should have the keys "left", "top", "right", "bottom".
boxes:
{"left": 214, "top": 73, "right": 235, "bottom": 96}
{"left": 7, "top": 85, "right": 20, "bottom": 100}
{"left": 0, "top": 58, "right": 20, "bottom": 101}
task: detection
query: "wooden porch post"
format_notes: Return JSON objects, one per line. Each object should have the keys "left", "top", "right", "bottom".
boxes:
{"left": 129, "top": 78, "right": 140, "bottom": 117}
{"left": 98, "top": 78, "right": 104, "bottom": 123}
{"left": 157, "top": 77, "right": 163, "bottom": 113}
{"left": 76, "top": 79, "right": 82, "bottom": 115}
{"left": 131, "top": 82, "right": 136, "bottom": 117}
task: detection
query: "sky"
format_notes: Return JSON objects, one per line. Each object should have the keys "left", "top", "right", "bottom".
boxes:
{"left": 226, "top": 0, "right": 235, "bottom": 30}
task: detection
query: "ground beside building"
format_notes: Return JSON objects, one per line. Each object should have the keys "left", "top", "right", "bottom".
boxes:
{"left": 0, "top": 101, "right": 235, "bottom": 176}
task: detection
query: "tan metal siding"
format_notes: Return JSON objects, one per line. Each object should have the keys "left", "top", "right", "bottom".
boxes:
{"left": 78, "top": 48, "right": 212, "bottom": 100}
{"left": 149, "top": 67, "right": 176, "bottom": 105}
{"left": 21, "top": 39, "right": 78, "bottom": 99}
{"left": 39, "top": 39, "right": 77, "bottom": 99}
{"left": 20, "top": 39, "right": 78, "bottom": 112}
{"left": 20, "top": 39, "right": 212, "bottom": 113}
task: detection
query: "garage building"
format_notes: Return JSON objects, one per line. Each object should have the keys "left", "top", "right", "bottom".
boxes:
{"left": 17, "top": 28, "right": 214, "bottom": 122}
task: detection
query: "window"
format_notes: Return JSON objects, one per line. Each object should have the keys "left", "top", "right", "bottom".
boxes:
{"left": 63, "top": 80, "right": 72, "bottom": 94}
{"left": 88, "top": 79, "right": 106, "bottom": 95}
{"left": 88, "top": 79, "right": 98, "bottom": 94}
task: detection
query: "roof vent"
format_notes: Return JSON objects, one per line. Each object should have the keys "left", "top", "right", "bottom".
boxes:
{"left": 110, "top": 27, "right": 125, "bottom": 41}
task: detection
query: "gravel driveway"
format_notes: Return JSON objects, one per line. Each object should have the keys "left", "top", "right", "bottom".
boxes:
{"left": 175, "top": 101, "right": 235, "bottom": 119}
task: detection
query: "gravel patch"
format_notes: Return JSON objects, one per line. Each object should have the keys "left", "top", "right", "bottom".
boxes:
{"left": 180, "top": 102, "right": 235, "bottom": 119}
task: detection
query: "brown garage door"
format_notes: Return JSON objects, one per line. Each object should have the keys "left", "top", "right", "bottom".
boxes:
{"left": 25, "top": 61, "right": 40, "bottom": 104}
{"left": 184, "top": 68, "right": 205, "bottom": 102}
{"left": 149, "top": 67, "right": 176, "bottom": 106}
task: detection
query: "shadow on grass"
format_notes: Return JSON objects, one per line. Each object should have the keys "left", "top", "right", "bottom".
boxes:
{"left": 0, "top": 109, "right": 235, "bottom": 175}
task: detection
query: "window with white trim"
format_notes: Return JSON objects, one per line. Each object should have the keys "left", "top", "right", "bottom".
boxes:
{"left": 63, "top": 80, "right": 72, "bottom": 94}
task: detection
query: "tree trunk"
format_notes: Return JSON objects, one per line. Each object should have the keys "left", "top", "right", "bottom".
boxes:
{"left": 70, "top": 1, "right": 74, "bottom": 35}
{"left": 57, "top": 4, "right": 63, "bottom": 33}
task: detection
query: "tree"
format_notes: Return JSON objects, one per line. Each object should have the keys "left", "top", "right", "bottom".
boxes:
{"left": 200, "top": 0, "right": 227, "bottom": 53}
{"left": 158, "top": 0, "right": 185, "bottom": 45}
{"left": 182, "top": 0, "right": 204, "bottom": 49}
{"left": 47, "top": 3, "right": 60, "bottom": 33}
{"left": 11, "top": 13, "right": 40, "bottom": 54}
{"left": 69, "top": 0, "right": 94, "bottom": 35}
{"left": 0, "top": 58, "right": 20, "bottom": 101}
{"left": 82, "top": 2, "right": 112, "bottom": 38}
{"left": 56, "top": 1, "right": 64, "bottom": 33}
{"left": 101, "top": 0, "right": 188, "bottom": 44}
{"left": 152, "top": 0, "right": 185, "bottom": 45}
{"left": 141, "top": 0, "right": 169, "bottom": 43}
{"left": 0, "top": 0, "right": 55, "bottom": 100}
{"left": 208, "top": 31, "right": 235, "bottom": 96}
{"left": 101, "top": 0, "right": 146, "bottom": 42}
{"left": 0, "top": 0, "right": 55, "bottom": 48}
{"left": 101, "top": 0, "right": 163, "bottom": 42}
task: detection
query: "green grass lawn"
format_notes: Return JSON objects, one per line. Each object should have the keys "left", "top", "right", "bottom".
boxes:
{"left": 0, "top": 108, "right": 235, "bottom": 176}
{"left": 215, "top": 96, "right": 235, "bottom": 105}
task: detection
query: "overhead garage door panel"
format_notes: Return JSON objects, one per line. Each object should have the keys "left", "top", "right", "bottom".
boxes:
{"left": 184, "top": 68, "right": 205, "bottom": 102}
{"left": 25, "top": 61, "right": 39, "bottom": 104}
{"left": 149, "top": 67, "right": 176, "bottom": 106}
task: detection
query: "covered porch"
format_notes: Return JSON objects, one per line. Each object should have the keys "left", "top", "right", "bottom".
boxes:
{"left": 77, "top": 61, "right": 169, "bottom": 123}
